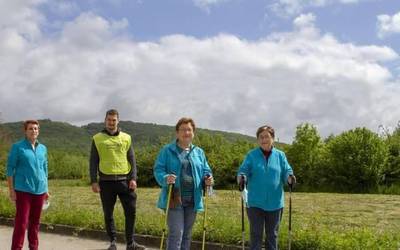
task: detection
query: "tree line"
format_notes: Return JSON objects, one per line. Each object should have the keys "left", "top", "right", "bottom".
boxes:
{"left": 1, "top": 120, "right": 399, "bottom": 194}
{"left": 286, "top": 123, "right": 400, "bottom": 193}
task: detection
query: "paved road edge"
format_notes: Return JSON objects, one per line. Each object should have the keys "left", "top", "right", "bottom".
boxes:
{"left": 0, "top": 217, "right": 244, "bottom": 249}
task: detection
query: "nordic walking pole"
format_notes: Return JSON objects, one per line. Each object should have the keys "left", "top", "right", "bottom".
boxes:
{"left": 202, "top": 186, "right": 209, "bottom": 250}
{"left": 202, "top": 175, "right": 211, "bottom": 250}
{"left": 238, "top": 175, "right": 246, "bottom": 250}
{"left": 241, "top": 196, "right": 245, "bottom": 250}
{"left": 288, "top": 183, "right": 293, "bottom": 250}
{"left": 160, "top": 183, "right": 173, "bottom": 250}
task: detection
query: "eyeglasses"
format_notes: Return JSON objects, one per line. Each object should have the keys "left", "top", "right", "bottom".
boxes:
{"left": 259, "top": 135, "right": 273, "bottom": 140}
{"left": 179, "top": 128, "right": 193, "bottom": 132}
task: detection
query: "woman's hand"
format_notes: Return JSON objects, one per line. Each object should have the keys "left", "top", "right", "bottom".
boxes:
{"left": 166, "top": 174, "right": 176, "bottom": 184}
{"left": 288, "top": 175, "right": 296, "bottom": 186}
{"left": 9, "top": 189, "right": 16, "bottom": 202}
{"left": 204, "top": 175, "right": 214, "bottom": 186}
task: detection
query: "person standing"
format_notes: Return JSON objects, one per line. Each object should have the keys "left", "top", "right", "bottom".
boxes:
{"left": 90, "top": 109, "right": 144, "bottom": 250}
{"left": 154, "top": 117, "right": 214, "bottom": 250}
{"left": 237, "top": 125, "right": 296, "bottom": 250}
{"left": 6, "top": 120, "right": 49, "bottom": 250}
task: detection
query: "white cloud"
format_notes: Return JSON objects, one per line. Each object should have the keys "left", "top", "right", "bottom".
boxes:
{"left": 1, "top": 6, "right": 400, "bottom": 142}
{"left": 377, "top": 12, "right": 400, "bottom": 39}
{"left": 293, "top": 13, "right": 316, "bottom": 27}
{"left": 46, "top": 1, "right": 79, "bottom": 17}
{"left": 0, "top": 0, "right": 46, "bottom": 42}
{"left": 194, "top": 0, "right": 232, "bottom": 12}
{"left": 60, "top": 12, "right": 128, "bottom": 49}
{"left": 270, "top": 0, "right": 367, "bottom": 17}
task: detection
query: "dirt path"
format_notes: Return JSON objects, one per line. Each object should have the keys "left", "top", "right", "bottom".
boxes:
{"left": 0, "top": 225, "right": 156, "bottom": 250}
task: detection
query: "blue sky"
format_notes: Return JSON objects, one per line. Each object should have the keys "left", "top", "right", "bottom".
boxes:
{"left": 1, "top": 0, "right": 400, "bottom": 142}
{"left": 39, "top": 0, "right": 400, "bottom": 48}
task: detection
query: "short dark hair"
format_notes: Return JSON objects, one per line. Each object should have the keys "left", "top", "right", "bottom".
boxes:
{"left": 105, "top": 109, "right": 119, "bottom": 119}
{"left": 23, "top": 120, "right": 39, "bottom": 131}
{"left": 256, "top": 125, "right": 275, "bottom": 139}
{"left": 175, "top": 117, "right": 196, "bottom": 132}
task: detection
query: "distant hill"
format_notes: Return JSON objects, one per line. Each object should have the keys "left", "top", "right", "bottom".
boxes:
{"left": 1, "top": 119, "right": 258, "bottom": 154}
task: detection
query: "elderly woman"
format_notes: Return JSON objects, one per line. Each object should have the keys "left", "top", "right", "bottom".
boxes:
{"left": 6, "top": 120, "right": 49, "bottom": 250}
{"left": 154, "top": 117, "right": 213, "bottom": 250}
{"left": 237, "top": 125, "right": 295, "bottom": 250}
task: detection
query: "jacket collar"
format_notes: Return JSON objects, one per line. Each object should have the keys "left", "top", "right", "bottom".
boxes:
{"left": 257, "top": 146, "right": 275, "bottom": 156}
{"left": 102, "top": 128, "right": 120, "bottom": 136}
{"left": 168, "top": 140, "right": 195, "bottom": 155}
{"left": 24, "top": 138, "right": 39, "bottom": 148}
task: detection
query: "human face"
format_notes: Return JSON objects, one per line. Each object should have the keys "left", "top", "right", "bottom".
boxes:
{"left": 105, "top": 114, "right": 119, "bottom": 133}
{"left": 176, "top": 123, "right": 194, "bottom": 147}
{"left": 258, "top": 130, "right": 274, "bottom": 151}
{"left": 25, "top": 123, "right": 39, "bottom": 143}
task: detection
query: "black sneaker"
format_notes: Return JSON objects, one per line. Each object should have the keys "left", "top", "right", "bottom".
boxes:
{"left": 126, "top": 242, "right": 145, "bottom": 250}
{"left": 108, "top": 240, "right": 117, "bottom": 250}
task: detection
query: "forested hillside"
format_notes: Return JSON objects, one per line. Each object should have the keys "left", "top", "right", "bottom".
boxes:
{"left": 1, "top": 119, "right": 399, "bottom": 193}
{"left": 1, "top": 119, "right": 258, "bottom": 153}
{"left": 0, "top": 119, "right": 260, "bottom": 187}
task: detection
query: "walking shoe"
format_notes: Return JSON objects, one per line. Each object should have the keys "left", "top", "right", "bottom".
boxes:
{"left": 108, "top": 240, "right": 117, "bottom": 250}
{"left": 126, "top": 242, "right": 146, "bottom": 250}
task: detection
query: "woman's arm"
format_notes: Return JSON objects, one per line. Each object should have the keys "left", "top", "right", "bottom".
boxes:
{"left": 7, "top": 176, "right": 16, "bottom": 202}
{"left": 153, "top": 148, "right": 170, "bottom": 187}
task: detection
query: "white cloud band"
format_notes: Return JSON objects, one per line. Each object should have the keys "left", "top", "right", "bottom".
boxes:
{"left": 1, "top": 4, "right": 399, "bottom": 142}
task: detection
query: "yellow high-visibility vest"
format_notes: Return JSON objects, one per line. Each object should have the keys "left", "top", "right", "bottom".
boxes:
{"left": 93, "top": 132, "right": 131, "bottom": 175}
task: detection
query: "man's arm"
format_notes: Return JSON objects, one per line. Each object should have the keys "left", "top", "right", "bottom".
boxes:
{"left": 127, "top": 142, "right": 138, "bottom": 190}
{"left": 127, "top": 144, "right": 137, "bottom": 181}
{"left": 89, "top": 140, "right": 100, "bottom": 192}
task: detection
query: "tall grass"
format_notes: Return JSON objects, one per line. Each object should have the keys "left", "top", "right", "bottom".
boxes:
{"left": 0, "top": 180, "right": 399, "bottom": 249}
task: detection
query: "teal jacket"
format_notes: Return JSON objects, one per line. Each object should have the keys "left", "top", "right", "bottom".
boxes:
{"left": 238, "top": 147, "right": 293, "bottom": 211}
{"left": 154, "top": 141, "right": 212, "bottom": 211}
{"left": 6, "top": 139, "right": 48, "bottom": 195}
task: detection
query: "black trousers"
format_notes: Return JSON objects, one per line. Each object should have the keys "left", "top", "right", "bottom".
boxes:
{"left": 99, "top": 180, "right": 137, "bottom": 244}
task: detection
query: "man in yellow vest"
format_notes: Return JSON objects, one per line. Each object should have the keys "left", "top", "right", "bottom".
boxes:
{"left": 90, "top": 109, "right": 145, "bottom": 250}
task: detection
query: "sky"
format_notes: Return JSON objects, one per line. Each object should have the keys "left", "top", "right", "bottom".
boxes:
{"left": 1, "top": 0, "right": 400, "bottom": 142}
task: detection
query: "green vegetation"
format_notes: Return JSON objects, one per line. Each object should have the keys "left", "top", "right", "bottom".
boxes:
{"left": 286, "top": 123, "right": 400, "bottom": 193}
{"left": 1, "top": 119, "right": 400, "bottom": 193}
{"left": 0, "top": 180, "right": 399, "bottom": 249}
{"left": 0, "top": 119, "right": 260, "bottom": 188}
{"left": 1, "top": 118, "right": 399, "bottom": 248}
{"left": 1, "top": 119, "right": 257, "bottom": 151}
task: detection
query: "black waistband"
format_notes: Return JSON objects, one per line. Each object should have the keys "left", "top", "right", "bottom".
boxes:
{"left": 99, "top": 175, "right": 128, "bottom": 181}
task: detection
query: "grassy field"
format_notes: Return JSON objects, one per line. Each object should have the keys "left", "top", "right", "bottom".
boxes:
{"left": 1, "top": 180, "right": 400, "bottom": 250}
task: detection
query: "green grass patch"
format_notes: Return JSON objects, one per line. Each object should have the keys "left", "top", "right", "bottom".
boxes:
{"left": 1, "top": 180, "right": 400, "bottom": 249}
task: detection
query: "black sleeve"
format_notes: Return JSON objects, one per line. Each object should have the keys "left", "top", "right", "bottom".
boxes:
{"left": 89, "top": 140, "right": 100, "bottom": 183}
{"left": 127, "top": 143, "right": 137, "bottom": 181}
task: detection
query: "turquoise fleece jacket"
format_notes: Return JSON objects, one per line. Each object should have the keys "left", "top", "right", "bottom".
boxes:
{"left": 153, "top": 141, "right": 212, "bottom": 211}
{"left": 238, "top": 147, "right": 293, "bottom": 211}
{"left": 6, "top": 139, "right": 48, "bottom": 195}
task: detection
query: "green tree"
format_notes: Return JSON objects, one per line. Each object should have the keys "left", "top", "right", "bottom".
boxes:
{"left": 382, "top": 122, "right": 400, "bottom": 186}
{"left": 286, "top": 123, "right": 323, "bottom": 190}
{"left": 323, "top": 127, "right": 388, "bottom": 193}
{"left": 135, "top": 145, "right": 161, "bottom": 187}
{"left": 0, "top": 113, "right": 12, "bottom": 179}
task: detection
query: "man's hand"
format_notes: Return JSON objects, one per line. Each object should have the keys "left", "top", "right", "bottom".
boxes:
{"left": 129, "top": 180, "right": 137, "bottom": 190}
{"left": 91, "top": 183, "right": 101, "bottom": 193}
{"left": 44, "top": 192, "right": 50, "bottom": 200}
